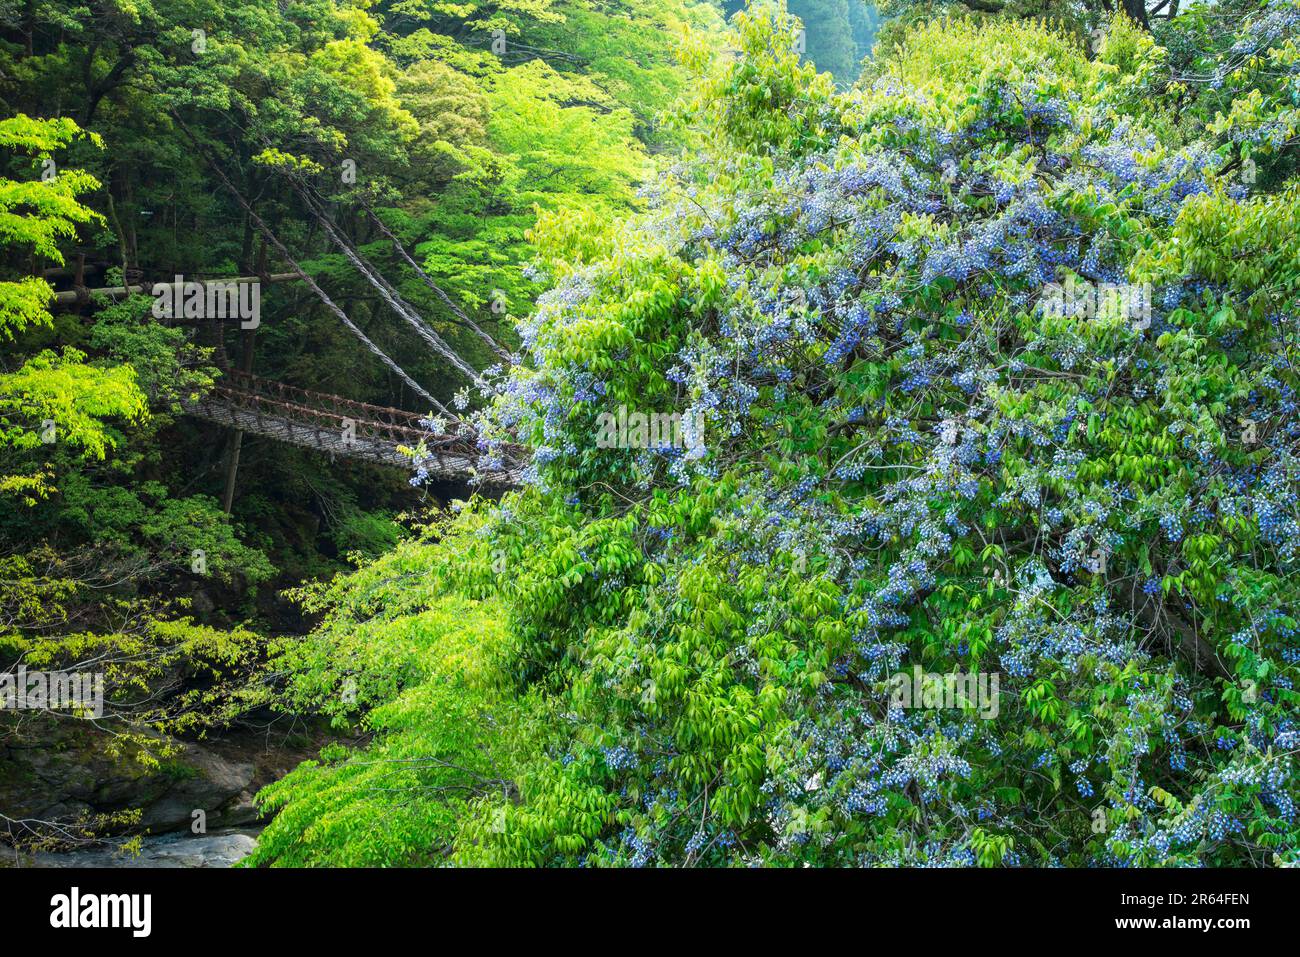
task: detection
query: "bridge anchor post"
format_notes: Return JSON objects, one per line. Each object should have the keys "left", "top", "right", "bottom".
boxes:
{"left": 221, "top": 428, "right": 243, "bottom": 514}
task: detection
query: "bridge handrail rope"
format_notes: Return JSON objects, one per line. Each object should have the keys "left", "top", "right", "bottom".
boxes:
{"left": 210, "top": 372, "right": 449, "bottom": 448}
{"left": 206, "top": 385, "right": 428, "bottom": 447}
{"left": 194, "top": 366, "right": 529, "bottom": 475}
{"left": 221, "top": 369, "right": 432, "bottom": 432}
{"left": 155, "top": 115, "right": 526, "bottom": 478}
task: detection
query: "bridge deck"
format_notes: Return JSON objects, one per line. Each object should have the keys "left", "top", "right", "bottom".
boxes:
{"left": 186, "top": 371, "right": 522, "bottom": 485}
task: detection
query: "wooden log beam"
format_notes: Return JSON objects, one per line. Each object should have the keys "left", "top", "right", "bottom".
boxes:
{"left": 50, "top": 272, "right": 300, "bottom": 309}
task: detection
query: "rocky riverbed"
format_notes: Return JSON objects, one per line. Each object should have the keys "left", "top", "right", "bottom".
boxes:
{"left": 10, "top": 828, "right": 261, "bottom": 868}
{"left": 2, "top": 720, "right": 335, "bottom": 867}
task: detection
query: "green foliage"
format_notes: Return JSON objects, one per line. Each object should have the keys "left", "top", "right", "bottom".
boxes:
{"left": 788, "top": 0, "right": 859, "bottom": 83}
{"left": 248, "top": 509, "right": 554, "bottom": 866}
{"left": 676, "top": 2, "right": 840, "bottom": 156}
{"left": 0, "top": 113, "right": 270, "bottom": 823}
{"left": 15, "top": 0, "right": 1298, "bottom": 873}
{"left": 253, "top": 5, "right": 1300, "bottom": 868}
{"left": 0, "top": 347, "right": 146, "bottom": 461}
{"left": 0, "top": 115, "right": 144, "bottom": 470}
{"left": 0, "top": 543, "right": 266, "bottom": 761}
{"left": 0, "top": 0, "right": 740, "bottom": 855}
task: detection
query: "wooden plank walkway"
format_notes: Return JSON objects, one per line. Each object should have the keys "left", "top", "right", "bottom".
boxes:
{"left": 185, "top": 370, "right": 522, "bottom": 485}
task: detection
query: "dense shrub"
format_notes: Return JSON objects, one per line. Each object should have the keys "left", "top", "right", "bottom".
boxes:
{"left": 254, "top": 4, "right": 1300, "bottom": 867}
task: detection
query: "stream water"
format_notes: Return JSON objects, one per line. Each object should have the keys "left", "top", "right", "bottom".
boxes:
{"left": 10, "top": 828, "right": 261, "bottom": 868}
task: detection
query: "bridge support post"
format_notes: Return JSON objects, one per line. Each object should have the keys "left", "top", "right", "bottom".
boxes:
{"left": 221, "top": 321, "right": 257, "bottom": 514}
{"left": 221, "top": 429, "right": 243, "bottom": 514}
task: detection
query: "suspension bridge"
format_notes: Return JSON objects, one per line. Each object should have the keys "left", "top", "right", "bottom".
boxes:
{"left": 49, "top": 165, "right": 529, "bottom": 494}
{"left": 185, "top": 368, "right": 524, "bottom": 486}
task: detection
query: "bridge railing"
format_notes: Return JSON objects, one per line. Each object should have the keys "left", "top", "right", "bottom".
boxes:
{"left": 214, "top": 371, "right": 437, "bottom": 448}
{"left": 201, "top": 369, "right": 528, "bottom": 473}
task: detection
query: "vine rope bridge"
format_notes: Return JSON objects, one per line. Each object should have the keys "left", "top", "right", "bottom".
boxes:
{"left": 185, "top": 368, "right": 523, "bottom": 487}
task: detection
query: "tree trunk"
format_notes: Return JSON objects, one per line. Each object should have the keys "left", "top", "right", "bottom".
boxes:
{"left": 1122, "top": 0, "right": 1150, "bottom": 29}
{"left": 220, "top": 320, "right": 258, "bottom": 514}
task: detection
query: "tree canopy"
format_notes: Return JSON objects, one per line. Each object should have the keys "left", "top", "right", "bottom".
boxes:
{"left": 246, "top": 4, "right": 1300, "bottom": 867}
{"left": 4, "top": 0, "right": 1300, "bottom": 872}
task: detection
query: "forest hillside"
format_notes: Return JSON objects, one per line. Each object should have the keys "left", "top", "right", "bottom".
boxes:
{"left": 2, "top": 0, "right": 1299, "bottom": 872}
